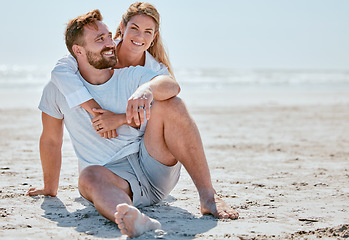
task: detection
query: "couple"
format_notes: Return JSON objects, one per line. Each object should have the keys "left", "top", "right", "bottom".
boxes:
{"left": 27, "top": 2, "right": 238, "bottom": 238}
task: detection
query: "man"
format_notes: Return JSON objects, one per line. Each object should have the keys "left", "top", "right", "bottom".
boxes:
{"left": 27, "top": 9, "right": 238, "bottom": 238}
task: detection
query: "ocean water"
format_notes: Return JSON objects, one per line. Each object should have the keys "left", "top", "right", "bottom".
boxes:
{"left": 1, "top": 65, "right": 349, "bottom": 93}
{"left": 1, "top": 65, "right": 349, "bottom": 109}
{"left": 0, "top": 65, "right": 50, "bottom": 92}
{"left": 175, "top": 68, "right": 349, "bottom": 92}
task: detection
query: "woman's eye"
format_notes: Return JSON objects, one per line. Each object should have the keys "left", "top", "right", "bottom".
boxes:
{"left": 145, "top": 31, "right": 152, "bottom": 35}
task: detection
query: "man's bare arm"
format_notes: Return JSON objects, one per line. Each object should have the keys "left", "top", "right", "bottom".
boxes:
{"left": 27, "top": 113, "right": 64, "bottom": 197}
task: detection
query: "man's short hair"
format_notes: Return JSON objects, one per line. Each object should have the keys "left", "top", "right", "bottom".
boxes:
{"left": 65, "top": 9, "right": 103, "bottom": 59}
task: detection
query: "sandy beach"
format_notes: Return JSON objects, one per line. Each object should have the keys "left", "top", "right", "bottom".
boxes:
{"left": 0, "top": 86, "right": 348, "bottom": 239}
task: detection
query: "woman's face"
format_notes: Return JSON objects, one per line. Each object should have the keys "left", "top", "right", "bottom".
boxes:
{"left": 121, "top": 14, "right": 157, "bottom": 54}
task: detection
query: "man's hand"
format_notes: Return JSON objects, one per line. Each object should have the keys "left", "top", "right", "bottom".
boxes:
{"left": 101, "top": 130, "right": 118, "bottom": 139}
{"left": 92, "top": 109, "right": 132, "bottom": 137}
{"left": 80, "top": 99, "right": 117, "bottom": 139}
{"left": 125, "top": 74, "right": 180, "bottom": 126}
{"left": 126, "top": 85, "right": 153, "bottom": 126}
{"left": 26, "top": 187, "right": 57, "bottom": 197}
{"left": 91, "top": 110, "right": 118, "bottom": 139}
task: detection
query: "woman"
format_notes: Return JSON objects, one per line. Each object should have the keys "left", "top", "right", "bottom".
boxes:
{"left": 113, "top": 2, "right": 173, "bottom": 75}
{"left": 51, "top": 2, "right": 173, "bottom": 138}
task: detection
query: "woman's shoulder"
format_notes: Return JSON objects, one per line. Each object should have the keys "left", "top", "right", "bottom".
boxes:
{"left": 144, "top": 51, "right": 169, "bottom": 74}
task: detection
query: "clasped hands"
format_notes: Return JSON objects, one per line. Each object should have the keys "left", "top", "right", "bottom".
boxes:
{"left": 92, "top": 86, "right": 153, "bottom": 139}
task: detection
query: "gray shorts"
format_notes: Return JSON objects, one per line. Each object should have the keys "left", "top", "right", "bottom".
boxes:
{"left": 103, "top": 138, "right": 181, "bottom": 207}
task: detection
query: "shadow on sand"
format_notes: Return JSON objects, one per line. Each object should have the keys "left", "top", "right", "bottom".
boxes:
{"left": 40, "top": 196, "right": 121, "bottom": 238}
{"left": 39, "top": 195, "right": 217, "bottom": 239}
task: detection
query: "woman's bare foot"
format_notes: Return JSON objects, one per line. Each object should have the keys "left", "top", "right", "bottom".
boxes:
{"left": 201, "top": 193, "right": 239, "bottom": 219}
{"left": 114, "top": 203, "right": 161, "bottom": 238}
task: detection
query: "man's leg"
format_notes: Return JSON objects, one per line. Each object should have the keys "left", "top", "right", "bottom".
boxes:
{"left": 144, "top": 97, "right": 239, "bottom": 219}
{"left": 78, "top": 165, "right": 160, "bottom": 237}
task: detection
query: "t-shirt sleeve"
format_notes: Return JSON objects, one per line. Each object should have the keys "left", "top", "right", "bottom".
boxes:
{"left": 50, "top": 54, "right": 93, "bottom": 108}
{"left": 144, "top": 51, "right": 170, "bottom": 75}
{"left": 157, "top": 63, "right": 170, "bottom": 75}
{"left": 131, "top": 66, "right": 160, "bottom": 89}
{"left": 38, "top": 82, "right": 64, "bottom": 119}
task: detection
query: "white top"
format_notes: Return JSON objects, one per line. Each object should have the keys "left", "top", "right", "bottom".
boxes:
{"left": 51, "top": 40, "right": 169, "bottom": 108}
{"left": 39, "top": 66, "right": 159, "bottom": 172}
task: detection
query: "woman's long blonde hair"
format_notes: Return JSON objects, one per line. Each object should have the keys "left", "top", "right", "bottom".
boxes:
{"left": 114, "top": 2, "right": 173, "bottom": 76}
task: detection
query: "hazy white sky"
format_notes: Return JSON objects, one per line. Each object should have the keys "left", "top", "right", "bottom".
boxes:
{"left": 2, "top": 0, "right": 348, "bottom": 70}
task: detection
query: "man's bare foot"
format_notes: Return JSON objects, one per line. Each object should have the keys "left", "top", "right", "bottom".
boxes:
{"left": 201, "top": 193, "right": 239, "bottom": 219}
{"left": 114, "top": 203, "right": 161, "bottom": 238}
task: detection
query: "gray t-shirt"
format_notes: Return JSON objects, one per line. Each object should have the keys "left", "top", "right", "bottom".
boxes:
{"left": 39, "top": 66, "right": 159, "bottom": 172}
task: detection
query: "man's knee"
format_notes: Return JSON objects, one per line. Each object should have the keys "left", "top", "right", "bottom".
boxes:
{"left": 152, "top": 97, "right": 188, "bottom": 117}
{"left": 78, "top": 165, "right": 131, "bottom": 198}
{"left": 78, "top": 165, "right": 103, "bottom": 192}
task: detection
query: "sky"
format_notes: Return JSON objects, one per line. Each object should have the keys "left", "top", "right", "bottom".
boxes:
{"left": 1, "top": 0, "right": 349, "bottom": 70}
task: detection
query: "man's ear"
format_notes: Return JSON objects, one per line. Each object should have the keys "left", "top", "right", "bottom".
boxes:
{"left": 72, "top": 44, "right": 83, "bottom": 57}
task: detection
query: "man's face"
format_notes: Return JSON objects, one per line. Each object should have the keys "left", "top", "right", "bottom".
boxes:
{"left": 83, "top": 21, "right": 117, "bottom": 69}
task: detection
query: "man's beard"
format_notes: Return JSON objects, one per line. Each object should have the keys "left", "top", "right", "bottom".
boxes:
{"left": 86, "top": 47, "right": 117, "bottom": 69}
